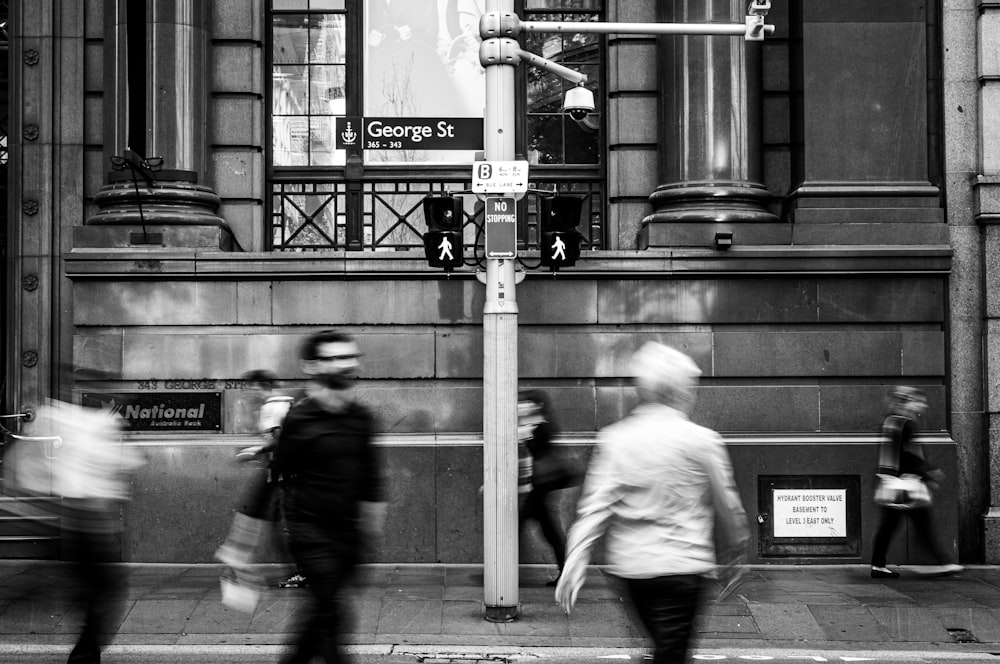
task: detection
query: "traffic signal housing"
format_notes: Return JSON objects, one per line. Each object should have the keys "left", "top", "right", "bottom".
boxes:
{"left": 539, "top": 194, "right": 583, "bottom": 271}
{"left": 422, "top": 195, "right": 464, "bottom": 270}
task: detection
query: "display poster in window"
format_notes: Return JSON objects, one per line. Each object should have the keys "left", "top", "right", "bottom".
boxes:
{"left": 364, "top": 0, "right": 485, "bottom": 164}
{"left": 772, "top": 489, "right": 848, "bottom": 538}
{"left": 80, "top": 392, "right": 222, "bottom": 432}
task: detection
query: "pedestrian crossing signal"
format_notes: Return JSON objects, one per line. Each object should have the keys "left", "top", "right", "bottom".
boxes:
{"left": 423, "top": 231, "right": 463, "bottom": 270}
{"left": 423, "top": 195, "right": 464, "bottom": 271}
{"left": 539, "top": 195, "right": 584, "bottom": 271}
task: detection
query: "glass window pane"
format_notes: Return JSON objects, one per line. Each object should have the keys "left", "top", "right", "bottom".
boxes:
{"left": 310, "top": 65, "right": 346, "bottom": 114}
{"left": 363, "top": 2, "right": 483, "bottom": 117}
{"left": 309, "top": 14, "right": 346, "bottom": 63}
{"left": 310, "top": 116, "right": 345, "bottom": 166}
{"left": 273, "top": 14, "right": 309, "bottom": 64}
{"left": 564, "top": 117, "right": 599, "bottom": 164}
{"left": 274, "top": 0, "right": 308, "bottom": 10}
{"left": 310, "top": 0, "right": 344, "bottom": 9}
{"left": 273, "top": 65, "right": 309, "bottom": 115}
{"left": 526, "top": 0, "right": 599, "bottom": 8}
{"left": 273, "top": 116, "right": 309, "bottom": 166}
{"left": 527, "top": 115, "right": 564, "bottom": 165}
{"left": 527, "top": 71, "right": 562, "bottom": 113}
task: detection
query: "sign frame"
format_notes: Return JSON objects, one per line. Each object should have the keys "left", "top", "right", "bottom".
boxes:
{"left": 757, "top": 475, "right": 862, "bottom": 559}
{"left": 484, "top": 196, "right": 517, "bottom": 259}
{"left": 472, "top": 160, "right": 529, "bottom": 196}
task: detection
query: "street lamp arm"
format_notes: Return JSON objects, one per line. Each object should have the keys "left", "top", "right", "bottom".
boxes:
{"left": 516, "top": 48, "right": 588, "bottom": 86}
{"left": 519, "top": 20, "right": 761, "bottom": 37}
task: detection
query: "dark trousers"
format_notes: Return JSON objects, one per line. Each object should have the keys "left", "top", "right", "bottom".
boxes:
{"left": 623, "top": 573, "right": 705, "bottom": 664}
{"left": 871, "top": 506, "right": 949, "bottom": 567}
{"left": 520, "top": 489, "right": 566, "bottom": 569}
{"left": 62, "top": 500, "right": 127, "bottom": 664}
{"left": 282, "top": 522, "right": 359, "bottom": 664}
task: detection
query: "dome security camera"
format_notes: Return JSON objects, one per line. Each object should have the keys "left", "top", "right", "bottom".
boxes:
{"left": 563, "top": 86, "right": 595, "bottom": 122}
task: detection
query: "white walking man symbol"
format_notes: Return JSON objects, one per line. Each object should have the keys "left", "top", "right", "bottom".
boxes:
{"left": 438, "top": 235, "right": 454, "bottom": 261}
{"left": 550, "top": 235, "right": 566, "bottom": 261}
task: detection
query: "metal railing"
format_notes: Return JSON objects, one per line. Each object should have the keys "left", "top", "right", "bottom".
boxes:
{"left": 270, "top": 176, "right": 605, "bottom": 255}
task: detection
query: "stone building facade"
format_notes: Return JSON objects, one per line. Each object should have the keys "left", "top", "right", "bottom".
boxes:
{"left": 2, "top": 0, "right": 998, "bottom": 565}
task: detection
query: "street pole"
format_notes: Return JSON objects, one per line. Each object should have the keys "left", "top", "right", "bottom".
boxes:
{"left": 474, "top": 0, "right": 773, "bottom": 622}
{"left": 480, "top": 0, "right": 519, "bottom": 623}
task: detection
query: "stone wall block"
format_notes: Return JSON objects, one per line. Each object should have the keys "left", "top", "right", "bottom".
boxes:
{"left": 518, "top": 280, "right": 598, "bottom": 324}
{"left": 980, "top": 11, "right": 1000, "bottom": 77}
{"left": 74, "top": 282, "right": 240, "bottom": 326}
{"left": 987, "top": 319, "right": 1000, "bottom": 413}
{"left": 763, "top": 41, "right": 789, "bottom": 91}
{"left": 695, "top": 385, "right": 820, "bottom": 432}
{"left": 436, "top": 329, "right": 713, "bottom": 379}
{"left": 273, "top": 280, "right": 481, "bottom": 325}
{"left": 73, "top": 332, "right": 125, "bottom": 377}
{"left": 944, "top": 80, "right": 981, "bottom": 175}
{"left": 84, "top": 97, "right": 102, "bottom": 145}
{"left": 236, "top": 282, "right": 272, "bottom": 325}
{"left": 381, "top": 447, "right": 438, "bottom": 561}
{"left": 213, "top": 0, "right": 262, "bottom": 41}
{"left": 608, "top": 40, "right": 656, "bottom": 91}
{"left": 84, "top": 42, "right": 103, "bottom": 92}
{"left": 609, "top": 95, "right": 656, "bottom": 145}
{"left": 817, "top": 277, "right": 945, "bottom": 323}
{"left": 84, "top": 0, "right": 104, "bottom": 39}
{"left": 598, "top": 279, "right": 817, "bottom": 325}
{"left": 901, "top": 331, "right": 947, "bottom": 376}
{"left": 982, "top": 86, "right": 1000, "bottom": 175}
{"left": 212, "top": 97, "right": 263, "bottom": 146}
{"left": 608, "top": 149, "right": 658, "bottom": 198}
{"left": 363, "top": 385, "right": 483, "bottom": 433}
{"left": 713, "top": 331, "right": 904, "bottom": 377}
{"left": 211, "top": 150, "right": 262, "bottom": 199}
{"left": 212, "top": 44, "right": 261, "bottom": 94}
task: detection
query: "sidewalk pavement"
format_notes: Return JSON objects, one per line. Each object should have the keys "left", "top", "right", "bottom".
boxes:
{"left": 2, "top": 561, "right": 1000, "bottom": 655}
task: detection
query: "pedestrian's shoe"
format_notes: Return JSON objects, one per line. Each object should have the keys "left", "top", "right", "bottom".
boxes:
{"left": 920, "top": 563, "right": 964, "bottom": 577}
{"left": 871, "top": 566, "right": 900, "bottom": 579}
{"left": 278, "top": 572, "right": 309, "bottom": 588}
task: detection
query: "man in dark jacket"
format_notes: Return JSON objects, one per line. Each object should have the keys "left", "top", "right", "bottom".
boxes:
{"left": 271, "top": 330, "right": 386, "bottom": 664}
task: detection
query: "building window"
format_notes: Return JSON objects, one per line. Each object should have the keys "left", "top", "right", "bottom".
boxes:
{"left": 268, "top": 0, "right": 604, "bottom": 251}
{"left": 272, "top": 2, "right": 347, "bottom": 166}
{"left": 523, "top": 1, "right": 601, "bottom": 165}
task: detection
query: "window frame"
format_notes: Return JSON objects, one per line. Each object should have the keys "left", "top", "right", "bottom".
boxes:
{"left": 265, "top": 0, "right": 607, "bottom": 253}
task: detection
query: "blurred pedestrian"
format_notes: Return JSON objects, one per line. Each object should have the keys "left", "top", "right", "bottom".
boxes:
{"left": 555, "top": 342, "right": 749, "bottom": 664}
{"left": 518, "top": 389, "right": 579, "bottom": 586}
{"left": 870, "top": 386, "right": 963, "bottom": 579}
{"left": 271, "top": 330, "right": 386, "bottom": 664}
{"left": 217, "top": 370, "right": 293, "bottom": 570}
{"left": 29, "top": 382, "right": 145, "bottom": 664}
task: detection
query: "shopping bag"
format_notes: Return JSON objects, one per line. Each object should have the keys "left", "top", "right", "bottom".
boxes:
{"left": 874, "top": 473, "right": 932, "bottom": 510}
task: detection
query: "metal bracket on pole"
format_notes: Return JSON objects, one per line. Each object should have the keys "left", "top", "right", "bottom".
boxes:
{"left": 480, "top": 10, "right": 521, "bottom": 39}
{"left": 479, "top": 37, "right": 522, "bottom": 68}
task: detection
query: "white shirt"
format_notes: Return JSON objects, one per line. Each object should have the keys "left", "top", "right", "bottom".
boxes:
{"left": 563, "top": 403, "right": 748, "bottom": 578}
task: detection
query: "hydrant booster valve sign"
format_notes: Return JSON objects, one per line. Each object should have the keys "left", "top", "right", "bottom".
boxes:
{"left": 773, "top": 489, "right": 847, "bottom": 538}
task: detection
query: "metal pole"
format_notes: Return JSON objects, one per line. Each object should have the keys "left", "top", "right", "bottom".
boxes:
{"left": 481, "top": 0, "right": 519, "bottom": 623}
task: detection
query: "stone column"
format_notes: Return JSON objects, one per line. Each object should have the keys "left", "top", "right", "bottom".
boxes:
{"left": 79, "top": 0, "right": 232, "bottom": 250}
{"left": 977, "top": 0, "right": 1000, "bottom": 562}
{"left": 785, "top": 1, "right": 943, "bottom": 233}
{"left": 640, "top": 0, "right": 776, "bottom": 248}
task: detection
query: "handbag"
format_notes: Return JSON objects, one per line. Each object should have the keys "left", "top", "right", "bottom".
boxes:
{"left": 874, "top": 473, "right": 932, "bottom": 510}
{"left": 531, "top": 452, "right": 583, "bottom": 491}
